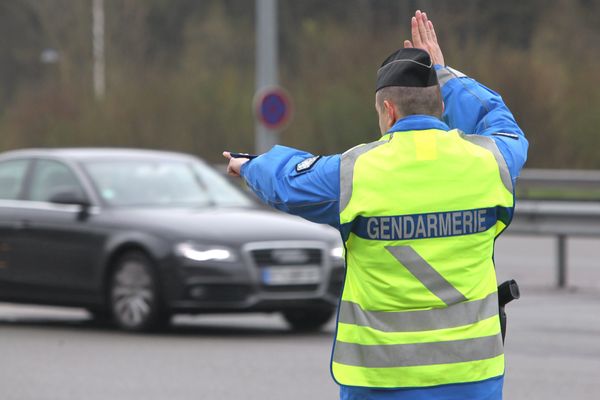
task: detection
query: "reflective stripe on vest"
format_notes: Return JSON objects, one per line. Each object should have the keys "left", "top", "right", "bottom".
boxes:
{"left": 333, "top": 128, "right": 514, "bottom": 389}
{"left": 338, "top": 292, "right": 499, "bottom": 333}
{"left": 334, "top": 333, "right": 504, "bottom": 368}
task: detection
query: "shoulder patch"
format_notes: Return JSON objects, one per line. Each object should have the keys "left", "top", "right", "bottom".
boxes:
{"left": 295, "top": 156, "right": 321, "bottom": 173}
{"left": 492, "top": 132, "right": 520, "bottom": 140}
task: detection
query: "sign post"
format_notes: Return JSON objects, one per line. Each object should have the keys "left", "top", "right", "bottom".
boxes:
{"left": 255, "top": 0, "right": 278, "bottom": 154}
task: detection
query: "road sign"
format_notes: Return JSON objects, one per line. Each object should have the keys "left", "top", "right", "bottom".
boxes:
{"left": 254, "top": 87, "right": 293, "bottom": 130}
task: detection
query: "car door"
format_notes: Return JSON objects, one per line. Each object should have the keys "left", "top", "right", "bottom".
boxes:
{"left": 0, "top": 158, "right": 32, "bottom": 299}
{"left": 12, "top": 158, "right": 106, "bottom": 303}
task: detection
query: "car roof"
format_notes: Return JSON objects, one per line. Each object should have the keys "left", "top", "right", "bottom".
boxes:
{"left": 0, "top": 148, "right": 202, "bottom": 163}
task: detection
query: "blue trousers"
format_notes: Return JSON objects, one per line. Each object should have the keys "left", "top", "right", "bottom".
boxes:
{"left": 339, "top": 376, "right": 504, "bottom": 400}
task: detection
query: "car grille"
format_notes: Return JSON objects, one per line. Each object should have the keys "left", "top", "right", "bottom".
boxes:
{"left": 249, "top": 247, "right": 323, "bottom": 293}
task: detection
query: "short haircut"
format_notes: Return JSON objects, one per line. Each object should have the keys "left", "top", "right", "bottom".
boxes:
{"left": 376, "top": 85, "right": 443, "bottom": 119}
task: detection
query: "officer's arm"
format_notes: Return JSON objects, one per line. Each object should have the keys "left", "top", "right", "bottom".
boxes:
{"left": 240, "top": 145, "right": 341, "bottom": 229}
{"left": 435, "top": 66, "right": 529, "bottom": 182}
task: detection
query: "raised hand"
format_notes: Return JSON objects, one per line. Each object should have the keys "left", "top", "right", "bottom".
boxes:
{"left": 404, "top": 10, "right": 445, "bottom": 66}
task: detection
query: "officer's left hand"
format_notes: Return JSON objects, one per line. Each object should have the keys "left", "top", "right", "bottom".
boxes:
{"left": 222, "top": 151, "right": 250, "bottom": 177}
{"left": 404, "top": 10, "right": 445, "bottom": 66}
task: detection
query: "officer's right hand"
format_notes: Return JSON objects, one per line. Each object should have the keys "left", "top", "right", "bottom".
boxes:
{"left": 222, "top": 151, "right": 250, "bottom": 177}
{"left": 404, "top": 10, "right": 445, "bottom": 67}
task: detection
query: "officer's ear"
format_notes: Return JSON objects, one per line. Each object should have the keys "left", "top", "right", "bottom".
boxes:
{"left": 383, "top": 99, "right": 399, "bottom": 128}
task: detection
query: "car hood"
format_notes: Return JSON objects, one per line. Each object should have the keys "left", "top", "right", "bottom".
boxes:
{"left": 101, "top": 206, "right": 341, "bottom": 246}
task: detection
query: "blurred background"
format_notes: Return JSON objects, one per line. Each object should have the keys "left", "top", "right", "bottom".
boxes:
{"left": 1, "top": 1, "right": 600, "bottom": 400}
{"left": 1, "top": 0, "right": 600, "bottom": 166}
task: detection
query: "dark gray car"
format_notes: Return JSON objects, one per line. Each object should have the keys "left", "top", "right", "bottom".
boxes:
{"left": 0, "top": 148, "right": 345, "bottom": 331}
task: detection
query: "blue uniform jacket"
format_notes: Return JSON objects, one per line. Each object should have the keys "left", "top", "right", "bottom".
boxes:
{"left": 240, "top": 66, "right": 528, "bottom": 400}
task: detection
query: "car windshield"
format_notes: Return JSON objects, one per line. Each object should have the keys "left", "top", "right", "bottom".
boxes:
{"left": 82, "top": 158, "right": 253, "bottom": 208}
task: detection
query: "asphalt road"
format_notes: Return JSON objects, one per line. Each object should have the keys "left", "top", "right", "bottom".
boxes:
{"left": 1, "top": 234, "right": 599, "bottom": 400}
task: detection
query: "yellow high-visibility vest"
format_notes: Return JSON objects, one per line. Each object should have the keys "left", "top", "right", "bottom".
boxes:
{"left": 332, "top": 128, "right": 514, "bottom": 388}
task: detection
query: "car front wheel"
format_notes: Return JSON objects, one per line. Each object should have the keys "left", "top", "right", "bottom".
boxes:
{"left": 282, "top": 307, "right": 335, "bottom": 332}
{"left": 109, "top": 251, "right": 169, "bottom": 332}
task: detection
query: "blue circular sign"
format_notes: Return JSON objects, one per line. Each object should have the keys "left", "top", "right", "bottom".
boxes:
{"left": 255, "top": 87, "right": 292, "bottom": 130}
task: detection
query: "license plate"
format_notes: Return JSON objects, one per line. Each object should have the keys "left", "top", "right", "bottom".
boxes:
{"left": 261, "top": 266, "right": 321, "bottom": 285}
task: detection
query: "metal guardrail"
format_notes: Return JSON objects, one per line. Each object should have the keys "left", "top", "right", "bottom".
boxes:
{"left": 512, "top": 169, "right": 600, "bottom": 288}
{"left": 520, "top": 168, "right": 600, "bottom": 188}
{"left": 517, "top": 169, "right": 600, "bottom": 201}
{"left": 509, "top": 200, "right": 600, "bottom": 288}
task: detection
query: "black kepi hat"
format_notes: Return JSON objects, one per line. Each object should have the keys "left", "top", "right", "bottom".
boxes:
{"left": 375, "top": 48, "right": 438, "bottom": 92}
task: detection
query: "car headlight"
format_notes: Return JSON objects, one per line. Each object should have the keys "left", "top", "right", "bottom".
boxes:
{"left": 175, "top": 242, "right": 238, "bottom": 263}
{"left": 330, "top": 245, "right": 344, "bottom": 260}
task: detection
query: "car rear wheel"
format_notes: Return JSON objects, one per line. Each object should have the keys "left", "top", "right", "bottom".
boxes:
{"left": 109, "top": 251, "right": 169, "bottom": 332}
{"left": 282, "top": 307, "right": 335, "bottom": 332}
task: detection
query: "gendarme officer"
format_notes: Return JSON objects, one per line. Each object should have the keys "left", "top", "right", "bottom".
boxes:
{"left": 224, "top": 10, "right": 528, "bottom": 400}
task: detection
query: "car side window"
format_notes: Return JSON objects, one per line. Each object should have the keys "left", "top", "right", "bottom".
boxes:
{"left": 0, "top": 159, "right": 29, "bottom": 200}
{"left": 28, "top": 159, "right": 85, "bottom": 202}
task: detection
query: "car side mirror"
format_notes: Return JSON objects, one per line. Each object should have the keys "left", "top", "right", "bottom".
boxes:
{"left": 48, "top": 188, "right": 91, "bottom": 208}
